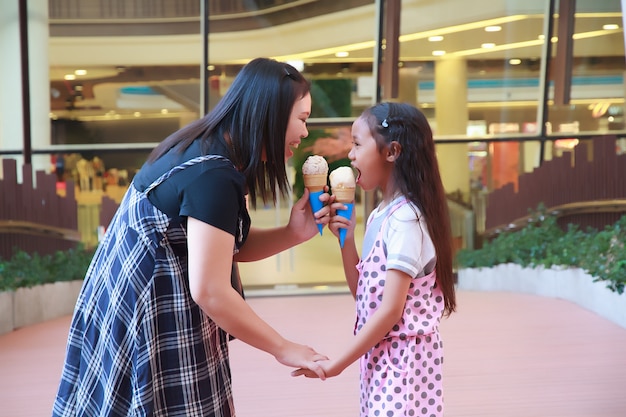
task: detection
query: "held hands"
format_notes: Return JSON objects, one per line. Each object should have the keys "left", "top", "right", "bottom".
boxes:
{"left": 291, "top": 358, "right": 343, "bottom": 379}
{"left": 275, "top": 340, "right": 329, "bottom": 380}
{"left": 288, "top": 188, "right": 334, "bottom": 242}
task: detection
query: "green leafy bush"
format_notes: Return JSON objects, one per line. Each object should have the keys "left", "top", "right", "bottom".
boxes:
{"left": 456, "top": 208, "right": 626, "bottom": 294}
{"left": 0, "top": 245, "right": 95, "bottom": 291}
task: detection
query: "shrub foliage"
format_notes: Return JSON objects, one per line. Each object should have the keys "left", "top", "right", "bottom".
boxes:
{"left": 456, "top": 206, "right": 626, "bottom": 294}
{"left": 0, "top": 245, "right": 95, "bottom": 291}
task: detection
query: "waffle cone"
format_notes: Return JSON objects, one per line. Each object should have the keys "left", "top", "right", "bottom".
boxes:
{"left": 333, "top": 187, "right": 355, "bottom": 203}
{"left": 303, "top": 173, "right": 328, "bottom": 192}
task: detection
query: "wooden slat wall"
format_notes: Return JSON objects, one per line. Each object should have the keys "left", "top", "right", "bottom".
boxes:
{"left": 0, "top": 159, "right": 79, "bottom": 259}
{"left": 486, "top": 136, "right": 626, "bottom": 232}
{"left": 49, "top": 0, "right": 298, "bottom": 19}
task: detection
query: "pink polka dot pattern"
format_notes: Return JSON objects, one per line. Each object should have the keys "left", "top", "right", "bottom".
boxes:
{"left": 354, "top": 201, "right": 445, "bottom": 416}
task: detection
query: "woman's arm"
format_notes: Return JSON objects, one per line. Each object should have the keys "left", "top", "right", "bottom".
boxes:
{"left": 187, "top": 216, "right": 328, "bottom": 377}
{"left": 234, "top": 189, "right": 331, "bottom": 262}
{"left": 292, "top": 269, "right": 411, "bottom": 378}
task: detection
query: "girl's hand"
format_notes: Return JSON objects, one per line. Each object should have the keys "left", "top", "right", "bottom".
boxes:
{"left": 291, "top": 359, "right": 343, "bottom": 379}
{"left": 328, "top": 201, "right": 355, "bottom": 241}
{"left": 287, "top": 188, "right": 333, "bottom": 242}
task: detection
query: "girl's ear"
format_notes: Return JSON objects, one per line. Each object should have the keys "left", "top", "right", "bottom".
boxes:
{"left": 386, "top": 141, "right": 402, "bottom": 162}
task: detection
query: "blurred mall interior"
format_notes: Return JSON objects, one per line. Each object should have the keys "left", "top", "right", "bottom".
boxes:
{"left": 1, "top": 0, "right": 625, "bottom": 288}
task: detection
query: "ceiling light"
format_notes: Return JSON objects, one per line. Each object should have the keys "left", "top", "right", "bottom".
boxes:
{"left": 161, "top": 109, "right": 169, "bottom": 114}
{"left": 432, "top": 50, "right": 446, "bottom": 56}
{"left": 428, "top": 35, "right": 444, "bottom": 42}
{"left": 603, "top": 24, "right": 619, "bottom": 30}
{"left": 509, "top": 58, "right": 522, "bottom": 65}
{"left": 481, "top": 43, "right": 496, "bottom": 48}
{"left": 485, "top": 26, "right": 502, "bottom": 32}
{"left": 287, "top": 60, "right": 305, "bottom": 70}
{"left": 335, "top": 51, "right": 349, "bottom": 58}
{"left": 74, "top": 69, "right": 87, "bottom": 76}
{"left": 64, "top": 74, "right": 76, "bottom": 80}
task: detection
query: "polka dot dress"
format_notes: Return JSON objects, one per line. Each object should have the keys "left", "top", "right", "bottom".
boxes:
{"left": 355, "top": 201, "right": 445, "bottom": 417}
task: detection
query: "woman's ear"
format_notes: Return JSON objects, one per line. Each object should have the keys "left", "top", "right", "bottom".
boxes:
{"left": 386, "top": 141, "right": 402, "bottom": 162}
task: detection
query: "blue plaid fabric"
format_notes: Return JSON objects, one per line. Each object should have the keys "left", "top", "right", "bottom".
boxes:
{"left": 53, "top": 155, "right": 236, "bottom": 417}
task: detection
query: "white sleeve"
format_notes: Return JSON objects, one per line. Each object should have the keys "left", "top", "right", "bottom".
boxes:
{"left": 384, "top": 204, "right": 436, "bottom": 278}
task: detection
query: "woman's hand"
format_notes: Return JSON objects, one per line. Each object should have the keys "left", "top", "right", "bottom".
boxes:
{"left": 287, "top": 188, "right": 334, "bottom": 242}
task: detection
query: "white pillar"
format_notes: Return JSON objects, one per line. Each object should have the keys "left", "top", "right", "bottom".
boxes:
{"left": 0, "top": 0, "right": 50, "bottom": 182}
{"left": 29, "top": 0, "right": 51, "bottom": 177}
{"left": 434, "top": 56, "right": 470, "bottom": 199}
{"left": 398, "top": 66, "right": 419, "bottom": 106}
{"left": 0, "top": 1, "right": 22, "bottom": 174}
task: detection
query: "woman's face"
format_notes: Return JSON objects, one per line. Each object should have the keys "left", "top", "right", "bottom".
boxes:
{"left": 284, "top": 92, "right": 311, "bottom": 160}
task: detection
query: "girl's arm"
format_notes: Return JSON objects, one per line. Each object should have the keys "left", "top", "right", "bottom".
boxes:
{"left": 339, "top": 237, "right": 360, "bottom": 298}
{"left": 292, "top": 269, "right": 411, "bottom": 378}
{"left": 234, "top": 189, "right": 332, "bottom": 262}
{"left": 187, "top": 216, "right": 328, "bottom": 378}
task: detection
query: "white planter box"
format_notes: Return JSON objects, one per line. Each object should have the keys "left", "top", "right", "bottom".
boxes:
{"left": 13, "top": 285, "right": 44, "bottom": 329}
{"left": 458, "top": 265, "right": 626, "bottom": 329}
{"left": 3, "top": 280, "right": 83, "bottom": 334}
{"left": 41, "top": 280, "right": 83, "bottom": 321}
{"left": 0, "top": 291, "right": 14, "bottom": 335}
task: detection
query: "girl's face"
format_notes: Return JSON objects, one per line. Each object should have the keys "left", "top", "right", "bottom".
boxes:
{"left": 349, "top": 116, "right": 390, "bottom": 192}
{"left": 284, "top": 92, "right": 311, "bottom": 160}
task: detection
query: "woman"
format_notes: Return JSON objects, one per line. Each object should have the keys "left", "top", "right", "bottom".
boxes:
{"left": 53, "top": 58, "right": 330, "bottom": 417}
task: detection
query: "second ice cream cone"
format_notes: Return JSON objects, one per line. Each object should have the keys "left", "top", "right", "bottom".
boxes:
{"left": 333, "top": 187, "right": 355, "bottom": 203}
{"left": 336, "top": 202, "right": 354, "bottom": 248}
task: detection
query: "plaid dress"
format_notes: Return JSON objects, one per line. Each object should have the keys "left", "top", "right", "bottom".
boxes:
{"left": 53, "top": 155, "right": 240, "bottom": 417}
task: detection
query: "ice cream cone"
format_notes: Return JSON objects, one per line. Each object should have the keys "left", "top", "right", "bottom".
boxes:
{"left": 304, "top": 174, "right": 327, "bottom": 235}
{"left": 336, "top": 202, "right": 354, "bottom": 248}
{"left": 302, "top": 156, "right": 329, "bottom": 236}
{"left": 332, "top": 187, "right": 355, "bottom": 203}
{"left": 308, "top": 189, "right": 325, "bottom": 235}
{"left": 303, "top": 173, "right": 328, "bottom": 192}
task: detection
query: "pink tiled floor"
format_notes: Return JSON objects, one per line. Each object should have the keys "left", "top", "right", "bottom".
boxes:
{"left": 2, "top": 290, "right": 626, "bottom": 417}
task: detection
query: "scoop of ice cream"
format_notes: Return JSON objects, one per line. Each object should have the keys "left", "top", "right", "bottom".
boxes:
{"left": 329, "top": 166, "right": 356, "bottom": 189}
{"left": 302, "top": 155, "right": 329, "bottom": 175}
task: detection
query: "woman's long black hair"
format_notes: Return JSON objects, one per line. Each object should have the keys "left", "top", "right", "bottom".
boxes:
{"left": 363, "top": 102, "right": 456, "bottom": 316}
{"left": 147, "top": 57, "right": 311, "bottom": 208}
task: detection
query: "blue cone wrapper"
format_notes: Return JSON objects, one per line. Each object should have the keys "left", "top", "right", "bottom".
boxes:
{"left": 336, "top": 202, "right": 354, "bottom": 248}
{"left": 308, "top": 190, "right": 324, "bottom": 235}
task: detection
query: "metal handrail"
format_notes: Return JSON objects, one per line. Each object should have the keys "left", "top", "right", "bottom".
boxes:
{"left": 483, "top": 199, "right": 626, "bottom": 238}
{"left": 0, "top": 220, "right": 81, "bottom": 242}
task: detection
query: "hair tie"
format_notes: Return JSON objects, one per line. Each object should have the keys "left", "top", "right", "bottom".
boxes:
{"left": 381, "top": 119, "right": 389, "bottom": 128}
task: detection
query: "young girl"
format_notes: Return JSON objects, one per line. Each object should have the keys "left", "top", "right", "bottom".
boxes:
{"left": 293, "top": 102, "right": 456, "bottom": 417}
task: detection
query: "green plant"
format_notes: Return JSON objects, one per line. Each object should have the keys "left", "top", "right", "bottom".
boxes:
{"left": 456, "top": 207, "right": 626, "bottom": 294}
{"left": 0, "top": 245, "right": 95, "bottom": 291}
